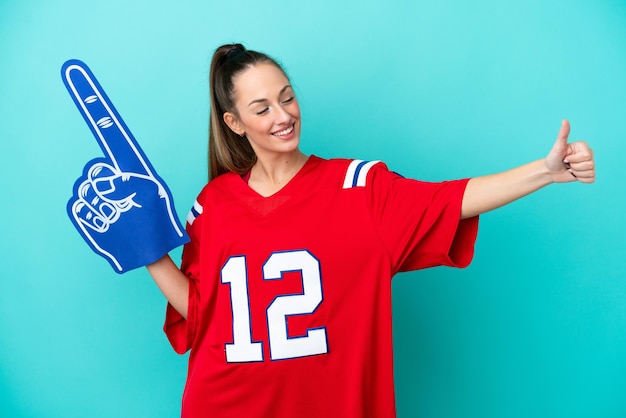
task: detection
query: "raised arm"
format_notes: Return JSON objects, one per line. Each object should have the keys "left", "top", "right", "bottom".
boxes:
{"left": 461, "top": 120, "right": 595, "bottom": 219}
{"left": 146, "top": 255, "right": 190, "bottom": 319}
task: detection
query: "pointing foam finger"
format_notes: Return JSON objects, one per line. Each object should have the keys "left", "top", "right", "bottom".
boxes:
{"left": 62, "top": 60, "right": 151, "bottom": 176}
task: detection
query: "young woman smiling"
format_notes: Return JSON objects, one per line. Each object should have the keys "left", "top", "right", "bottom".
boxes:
{"left": 146, "top": 44, "right": 595, "bottom": 418}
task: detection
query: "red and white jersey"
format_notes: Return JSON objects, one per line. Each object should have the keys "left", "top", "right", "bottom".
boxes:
{"left": 164, "top": 156, "right": 478, "bottom": 418}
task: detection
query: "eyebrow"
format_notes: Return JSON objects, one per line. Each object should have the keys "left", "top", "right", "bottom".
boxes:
{"left": 248, "top": 85, "right": 293, "bottom": 107}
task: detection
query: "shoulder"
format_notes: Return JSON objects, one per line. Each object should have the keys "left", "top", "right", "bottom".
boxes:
{"left": 309, "top": 155, "right": 388, "bottom": 189}
{"left": 199, "top": 172, "right": 241, "bottom": 197}
{"left": 185, "top": 172, "right": 240, "bottom": 225}
{"left": 341, "top": 159, "right": 386, "bottom": 189}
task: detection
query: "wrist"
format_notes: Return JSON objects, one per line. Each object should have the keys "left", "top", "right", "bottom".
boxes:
{"left": 543, "top": 156, "right": 578, "bottom": 184}
{"left": 532, "top": 158, "right": 556, "bottom": 186}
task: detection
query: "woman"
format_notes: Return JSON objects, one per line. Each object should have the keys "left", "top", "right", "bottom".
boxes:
{"left": 147, "top": 44, "right": 594, "bottom": 418}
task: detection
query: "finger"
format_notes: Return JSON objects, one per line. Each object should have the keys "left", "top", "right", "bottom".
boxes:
{"left": 86, "top": 162, "right": 154, "bottom": 208}
{"left": 569, "top": 163, "right": 595, "bottom": 180}
{"left": 62, "top": 60, "right": 152, "bottom": 176}
{"left": 76, "top": 178, "right": 120, "bottom": 224}
{"left": 72, "top": 183, "right": 113, "bottom": 234}
{"left": 570, "top": 170, "right": 595, "bottom": 183}
{"left": 87, "top": 162, "right": 123, "bottom": 198}
{"left": 567, "top": 160, "right": 594, "bottom": 172}
{"left": 557, "top": 119, "right": 571, "bottom": 142}
{"left": 571, "top": 168, "right": 595, "bottom": 178}
{"left": 68, "top": 198, "right": 124, "bottom": 272}
{"left": 553, "top": 120, "right": 571, "bottom": 158}
{"left": 563, "top": 143, "right": 593, "bottom": 164}
{"left": 72, "top": 199, "right": 109, "bottom": 233}
{"left": 577, "top": 178, "right": 595, "bottom": 184}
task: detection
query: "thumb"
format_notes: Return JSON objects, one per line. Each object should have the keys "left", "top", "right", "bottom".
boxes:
{"left": 546, "top": 119, "right": 574, "bottom": 173}
{"left": 554, "top": 119, "right": 570, "bottom": 154}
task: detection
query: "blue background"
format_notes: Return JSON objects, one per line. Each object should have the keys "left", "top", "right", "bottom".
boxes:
{"left": 1, "top": 1, "right": 624, "bottom": 417}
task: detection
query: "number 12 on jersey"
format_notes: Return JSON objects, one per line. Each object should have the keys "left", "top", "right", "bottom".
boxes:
{"left": 221, "top": 250, "right": 329, "bottom": 362}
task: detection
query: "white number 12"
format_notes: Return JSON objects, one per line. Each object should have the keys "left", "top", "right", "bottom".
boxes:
{"left": 221, "top": 250, "right": 328, "bottom": 362}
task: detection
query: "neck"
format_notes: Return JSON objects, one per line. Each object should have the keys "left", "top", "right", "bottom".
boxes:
{"left": 248, "top": 150, "right": 308, "bottom": 196}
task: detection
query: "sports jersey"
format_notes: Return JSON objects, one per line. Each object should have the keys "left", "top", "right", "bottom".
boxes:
{"left": 164, "top": 156, "right": 479, "bottom": 418}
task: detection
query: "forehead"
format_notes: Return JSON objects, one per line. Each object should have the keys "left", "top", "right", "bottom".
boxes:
{"left": 232, "top": 63, "right": 290, "bottom": 101}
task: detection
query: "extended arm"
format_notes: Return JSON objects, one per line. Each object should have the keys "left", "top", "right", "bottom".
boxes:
{"left": 146, "top": 255, "right": 189, "bottom": 319}
{"left": 461, "top": 120, "right": 595, "bottom": 219}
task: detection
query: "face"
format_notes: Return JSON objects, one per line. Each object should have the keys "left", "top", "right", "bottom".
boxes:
{"left": 224, "top": 63, "right": 301, "bottom": 162}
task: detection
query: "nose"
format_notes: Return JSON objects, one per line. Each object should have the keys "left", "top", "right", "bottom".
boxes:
{"left": 274, "top": 104, "right": 292, "bottom": 125}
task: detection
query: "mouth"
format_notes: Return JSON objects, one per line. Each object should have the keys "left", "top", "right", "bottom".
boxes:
{"left": 272, "top": 124, "right": 295, "bottom": 138}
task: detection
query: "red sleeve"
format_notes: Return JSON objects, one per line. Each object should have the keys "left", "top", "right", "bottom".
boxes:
{"left": 366, "top": 163, "right": 479, "bottom": 273}
{"left": 163, "top": 190, "right": 204, "bottom": 354}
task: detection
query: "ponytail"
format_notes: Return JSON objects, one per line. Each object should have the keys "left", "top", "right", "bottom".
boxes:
{"left": 208, "top": 44, "right": 287, "bottom": 180}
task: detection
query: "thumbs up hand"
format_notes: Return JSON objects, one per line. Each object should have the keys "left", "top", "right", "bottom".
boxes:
{"left": 546, "top": 120, "right": 595, "bottom": 184}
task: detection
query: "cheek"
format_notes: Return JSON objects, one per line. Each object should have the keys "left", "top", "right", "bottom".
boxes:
{"left": 239, "top": 114, "right": 266, "bottom": 132}
{"left": 290, "top": 102, "right": 301, "bottom": 119}
{"left": 247, "top": 119, "right": 274, "bottom": 135}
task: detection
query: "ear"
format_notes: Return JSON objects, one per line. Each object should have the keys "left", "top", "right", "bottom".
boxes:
{"left": 223, "top": 112, "right": 244, "bottom": 136}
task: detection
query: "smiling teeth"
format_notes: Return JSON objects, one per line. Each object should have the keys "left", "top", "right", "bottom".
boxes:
{"left": 274, "top": 126, "right": 293, "bottom": 136}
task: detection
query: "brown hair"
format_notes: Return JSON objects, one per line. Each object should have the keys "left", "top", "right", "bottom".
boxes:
{"left": 208, "top": 43, "right": 288, "bottom": 180}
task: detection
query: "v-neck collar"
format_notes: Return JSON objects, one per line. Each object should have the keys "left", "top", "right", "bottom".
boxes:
{"left": 227, "top": 155, "right": 321, "bottom": 216}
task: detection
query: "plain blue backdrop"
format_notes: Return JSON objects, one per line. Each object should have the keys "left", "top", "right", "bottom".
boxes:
{"left": 1, "top": 0, "right": 625, "bottom": 417}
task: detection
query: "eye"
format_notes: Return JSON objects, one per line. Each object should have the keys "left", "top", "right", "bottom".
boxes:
{"left": 256, "top": 107, "right": 269, "bottom": 115}
{"left": 282, "top": 96, "right": 295, "bottom": 104}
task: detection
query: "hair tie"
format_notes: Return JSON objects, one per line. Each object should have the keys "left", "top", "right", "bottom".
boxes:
{"left": 226, "top": 45, "right": 245, "bottom": 60}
